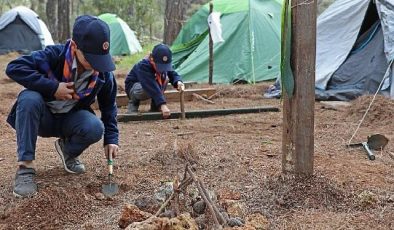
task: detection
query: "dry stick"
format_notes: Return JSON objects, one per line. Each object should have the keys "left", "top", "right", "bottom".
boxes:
{"left": 207, "top": 78, "right": 244, "bottom": 100}
{"left": 192, "top": 93, "right": 215, "bottom": 104}
{"left": 186, "top": 165, "right": 221, "bottom": 227}
{"left": 155, "top": 192, "right": 176, "bottom": 216}
{"left": 198, "top": 179, "right": 227, "bottom": 225}
{"left": 174, "top": 177, "right": 180, "bottom": 215}
{"left": 177, "top": 132, "right": 195, "bottom": 136}
{"left": 154, "top": 176, "right": 194, "bottom": 216}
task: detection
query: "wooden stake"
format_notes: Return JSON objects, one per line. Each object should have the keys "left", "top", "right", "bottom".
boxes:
{"left": 180, "top": 90, "right": 186, "bottom": 120}
{"left": 282, "top": 0, "right": 316, "bottom": 175}
{"left": 208, "top": 1, "right": 214, "bottom": 85}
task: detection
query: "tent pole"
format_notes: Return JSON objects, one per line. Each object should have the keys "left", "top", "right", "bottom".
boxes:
{"left": 249, "top": 0, "right": 256, "bottom": 84}
{"left": 208, "top": 1, "right": 214, "bottom": 85}
{"left": 390, "top": 62, "right": 394, "bottom": 99}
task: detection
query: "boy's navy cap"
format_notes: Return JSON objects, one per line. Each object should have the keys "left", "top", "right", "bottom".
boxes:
{"left": 152, "top": 44, "right": 173, "bottom": 73}
{"left": 72, "top": 15, "right": 115, "bottom": 72}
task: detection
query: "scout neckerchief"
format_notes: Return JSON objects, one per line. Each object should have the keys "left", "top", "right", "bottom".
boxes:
{"left": 148, "top": 56, "right": 169, "bottom": 93}
{"left": 45, "top": 39, "right": 99, "bottom": 100}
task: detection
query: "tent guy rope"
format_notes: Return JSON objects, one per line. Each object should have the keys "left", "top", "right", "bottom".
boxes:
{"left": 348, "top": 59, "right": 394, "bottom": 145}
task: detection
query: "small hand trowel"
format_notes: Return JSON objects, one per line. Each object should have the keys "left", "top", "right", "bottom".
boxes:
{"left": 348, "top": 134, "right": 389, "bottom": 160}
{"left": 101, "top": 153, "right": 119, "bottom": 197}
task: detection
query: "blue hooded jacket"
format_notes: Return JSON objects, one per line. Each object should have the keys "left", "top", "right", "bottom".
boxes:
{"left": 125, "top": 58, "right": 182, "bottom": 107}
{"left": 6, "top": 44, "right": 119, "bottom": 145}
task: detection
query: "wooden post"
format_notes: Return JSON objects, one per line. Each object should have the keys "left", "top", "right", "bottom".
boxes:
{"left": 208, "top": 1, "right": 213, "bottom": 85}
{"left": 180, "top": 90, "right": 185, "bottom": 120}
{"left": 282, "top": 0, "right": 316, "bottom": 175}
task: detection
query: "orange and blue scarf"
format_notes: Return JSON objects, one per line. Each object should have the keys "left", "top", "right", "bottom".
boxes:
{"left": 148, "top": 56, "right": 169, "bottom": 93}
{"left": 44, "top": 39, "right": 98, "bottom": 100}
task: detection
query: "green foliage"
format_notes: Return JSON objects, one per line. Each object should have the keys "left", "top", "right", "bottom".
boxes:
{"left": 116, "top": 42, "right": 155, "bottom": 71}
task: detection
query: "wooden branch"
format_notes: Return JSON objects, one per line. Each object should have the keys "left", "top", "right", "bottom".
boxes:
{"left": 177, "top": 132, "right": 195, "bottom": 136}
{"left": 198, "top": 179, "right": 227, "bottom": 224}
{"left": 154, "top": 176, "right": 193, "bottom": 217}
{"left": 192, "top": 93, "right": 215, "bottom": 104}
{"left": 174, "top": 177, "right": 180, "bottom": 215}
{"left": 186, "top": 165, "right": 220, "bottom": 226}
{"left": 154, "top": 192, "right": 175, "bottom": 216}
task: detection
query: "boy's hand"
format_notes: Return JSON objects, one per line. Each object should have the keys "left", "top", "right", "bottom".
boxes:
{"left": 176, "top": 81, "right": 185, "bottom": 91}
{"left": 55, "top": 82, "right": 75, "bottom": 100}
{"left": 160, "top": 104, "right": 171, "bottom": 119}
{"left": 105, "top": 144, "right": 119, "bottom": 159}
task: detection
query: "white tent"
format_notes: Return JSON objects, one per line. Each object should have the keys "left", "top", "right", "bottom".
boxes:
{"left": 0, "top": 6, "right": 54, "bottom": 54}
{"left": 315, "top": 0, "right": 394, "bottom": 100}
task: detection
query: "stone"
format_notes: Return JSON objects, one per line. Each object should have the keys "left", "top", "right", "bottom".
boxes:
{"left": 118, "top": 204, "right": 152, "bottom": 229}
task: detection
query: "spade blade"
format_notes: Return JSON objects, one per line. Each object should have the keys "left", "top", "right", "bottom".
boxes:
{"left": 102, "top": 183, "right": 119, "bottom": 197}
{"left": 367, "top": 134, "right": 389, "bottom": 150}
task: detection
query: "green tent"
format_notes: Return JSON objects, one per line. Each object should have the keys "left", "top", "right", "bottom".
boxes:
{"left": 172, "top": 0, "right": 282, "bottom": 84}
{"left": 98, "top": 13, "right": 142, "bottom": 56}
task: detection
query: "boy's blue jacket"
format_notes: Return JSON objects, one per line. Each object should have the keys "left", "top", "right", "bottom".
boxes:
{"left": 125, "top": 58, "right": 182, "bottom": 107}
{"left": 5, "top": 44, "right": 119, "bottom": 145}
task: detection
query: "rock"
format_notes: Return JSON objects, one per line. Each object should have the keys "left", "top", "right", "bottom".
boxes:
{"left": 118, "top": 204, "right": 152, "bottom": 229}
{"left": 194, "top": 215, "right": 207, "bottom": 230}
{"left": 154, "top": 181, "right": 174, "bottom": 203}
{"left": 134, "top": 196, "right": 160, "bottom": 214}
{"left": 192, "top": 200, "right": 206, "bottom": 215}
{"left": 94, "top": 192, "right": 105, "bottom": 200}
{"left": 227, "top": 217, "right": 244, "bottom": 227}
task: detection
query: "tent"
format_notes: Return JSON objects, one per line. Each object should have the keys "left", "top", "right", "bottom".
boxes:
{"left": 171, "top": 0, "right": 282, "bottom": 84}
{"left": 315, "top": 0, "right": 394, "bottom": 100}
{"left": 0, "top": 6, "right": 54, "bottom": 55}
{"left": 98, "top": 13, "right": 142, "bottom": 56}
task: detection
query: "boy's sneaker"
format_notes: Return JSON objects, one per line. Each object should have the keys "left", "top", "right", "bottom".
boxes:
{"left": 13, "top": 166, "right": 37, "bottom": 198}
{"left": 127, "top": 99, "right": 140, "bottom": 114}
{"left": 55, "top": 139, "right": 86, "bottom": 174}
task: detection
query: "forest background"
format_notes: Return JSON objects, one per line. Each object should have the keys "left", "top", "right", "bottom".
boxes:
{"left": 0, "top": 0, "right": 335, "bottom": 51}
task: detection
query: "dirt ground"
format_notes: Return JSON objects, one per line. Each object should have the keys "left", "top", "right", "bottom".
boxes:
{"left": 0, "top": 53, "right": 393, "bottom": 230}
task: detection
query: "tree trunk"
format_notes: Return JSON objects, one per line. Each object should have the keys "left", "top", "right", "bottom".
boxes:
{"left": 36, "top": 0, "right": 47, "bottom": 22}
{"left": 163, "top": 0, "right": 187, "bottom": 45}
{"left": 46, "top": 0, "right": 58, "bottom": 42}
{"left": 57, "top": 0, "right": 70, "bottom": 43}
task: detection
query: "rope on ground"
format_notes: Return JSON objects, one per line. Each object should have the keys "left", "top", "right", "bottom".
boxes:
{"left": 348, "top": 60, "right": 393, "bottom": 145}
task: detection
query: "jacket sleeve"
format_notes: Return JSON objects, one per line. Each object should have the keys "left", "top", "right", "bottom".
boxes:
{"left": 5, "top": 46, "right": 62, "bottom": 99}
{"left": 137, "top": 65, "right": 167, "bottom": 107}
{"left": 97, "top": 72, "right": 119, "bottom": 146}
{"left": 168, "top": 70, "right": 182, "bottom": 88}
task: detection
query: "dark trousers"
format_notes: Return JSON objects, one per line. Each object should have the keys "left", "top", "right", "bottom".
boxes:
{"left": 15, "top": 90, "right": 104, "bottom": 161}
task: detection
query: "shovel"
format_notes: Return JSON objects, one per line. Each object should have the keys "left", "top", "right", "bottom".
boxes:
{"left": 348, "top": 134, "right": 389, "bottom": 160}
{"left": 101, "top": 153, "right": 119, "bottom": 197}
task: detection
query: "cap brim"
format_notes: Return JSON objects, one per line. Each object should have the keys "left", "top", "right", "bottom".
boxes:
{"left": 84, "top": 52, "right": 116, "bottom": 72}
{"left": 155, "top": 63, "right": 173, "bottom": 73}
